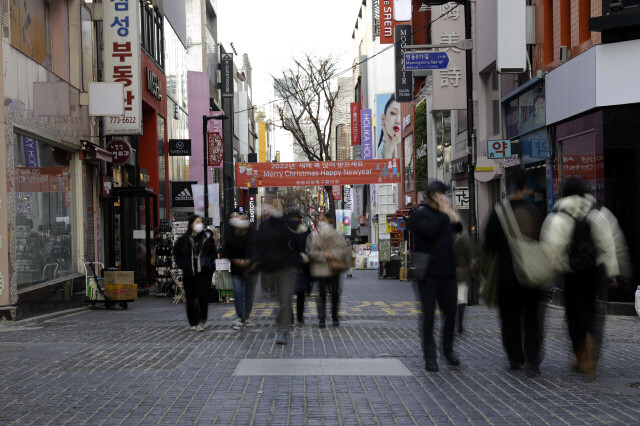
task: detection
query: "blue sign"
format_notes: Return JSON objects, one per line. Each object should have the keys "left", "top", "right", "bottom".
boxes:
{"left": 487, "top": 140, "right": 512, "bottom": 159}
{"left": 403, "top": 52, "right": 449, "bottom": 71}
{"left": 530, "top": 139, "right": 548, "bottom": 158}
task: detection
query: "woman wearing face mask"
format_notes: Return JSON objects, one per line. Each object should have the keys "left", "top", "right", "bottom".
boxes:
{"left": 173, "top": 215, "right": 216, "bottom": 331}
{"left": 223, "top": 210, "right": 256, "bottom": 330}
{"left": 377, "top": 95, "right": 401, "bottom": 159}
{"left": 306, "top": 212, "right": 350, "bottom": 328}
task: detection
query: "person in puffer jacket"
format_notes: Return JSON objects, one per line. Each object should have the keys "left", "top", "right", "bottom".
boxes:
{"left": 540, "top": 177, "right": 625, "bottom": 379}
{"left": 306, "top": 211, "right": 349, "bottom": 328}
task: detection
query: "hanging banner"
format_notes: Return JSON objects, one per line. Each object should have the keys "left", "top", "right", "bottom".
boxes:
{"left": 332, "top": 185, "right": 342, "bottom": 200}
{"left": 336, "top": 210, "right": 353, "bottom": 235}
{"left": 191, "top": 183, "right": 221, "bottom": 227}
{"left": 379, "top": 0, "right": 395, "bottom": 44}
{"left": 361, "top": 109, "right": 374, "bottom": 160}
{"left": 350, "top": 103, "right": 360, "bottom": 146}
{"left": 235, "top": 159, "right": 401, "bottom": 188}
{"left": 207, "top": 111, "right": 224, "bottom": 168}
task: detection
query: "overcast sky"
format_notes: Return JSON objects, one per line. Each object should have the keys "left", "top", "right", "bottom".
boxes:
{"left": 217, "top": 0, "right": 363, "bottom": 109}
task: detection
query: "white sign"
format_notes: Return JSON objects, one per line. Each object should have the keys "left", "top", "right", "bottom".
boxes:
{"left": 454, "top": 187, "right": 469, "bottom": 210}
{"left": 103, "top": 0, "right": 142, "bottom": 135}
{"left": 432, "top": 2, "right": 467, "bottom": 110}
{"left": 191, "top": 183, "right": 221, "bottom": 227}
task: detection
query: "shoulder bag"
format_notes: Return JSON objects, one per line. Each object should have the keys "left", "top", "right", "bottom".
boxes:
{"left": 408, "top": 251, "right": 431, "bottom": 281}
{"left": 495, "top": 201, "right": 553, "bottom": 289}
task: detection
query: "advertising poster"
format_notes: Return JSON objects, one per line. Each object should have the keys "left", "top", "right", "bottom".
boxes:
{"left": 376, "top": 94, "right": 401, "bottom": 159}
{"left": 191, "top": 183, "right": 220, "bottom": 227}
{"left": 335, "top": 210, "right": 353, "bottom": 235}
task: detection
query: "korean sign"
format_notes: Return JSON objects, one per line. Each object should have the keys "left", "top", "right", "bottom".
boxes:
{"left": 106, "top": 139, "right": 132, "bottom": 165}
{"left": 432, "top": 2, "right": 466, "bottom": 110}
{"left": 487, "top": 140, "right": 512, "bottom": 159}
{"left": 103, "top": 0, "right": 142, "bottom": 135}
{"left": 235, "top": 159, "right": 401, "bottom": 188}
{"left": 454, "top": 187, "right": 469, "bottom": 210}
{"left": 350, "top": 103, "right": 360, "bottom": 146}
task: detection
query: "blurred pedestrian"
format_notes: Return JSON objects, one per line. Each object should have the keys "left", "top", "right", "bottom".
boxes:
{"left": 541, "top": 177, "right": 628, "bottom": 378}
{"left": 250, "top": 199, "right": 297, "bottom": 344}
{"left": 345, "top": 237, "right": 355, "bottom": 278}
{"left": 307, "top": 211, "right": 350, "bottom": 328}
{"left": 223, "top": 210, "right": 256, "bottom": 330}
{"left": 287, "top": 208, "right": 312, "bottom": 324}
{"left": 173, "top": 215, "right": 216, "bottom": 331}
{"left": 411, "top": 181, "right": 461, "bottom": 372}
{"left": 484, "top": 168, "right": 544, "bottom": 374}
{"left": 453, "top": 226, "right": 473, "bottom": 334}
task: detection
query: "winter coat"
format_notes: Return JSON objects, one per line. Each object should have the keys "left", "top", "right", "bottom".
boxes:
{"left": 453, "top": 232, "right": 473, "bottom": 283}
{"left": 411, "top": 204, "right": 462, "bottom": 279}
{"left": 250, "top": 217, "right": 296, "bottom": 272}
{"left": 223, "top": 228, "right": 253, "bottom": 277}
{"left": 540, "top": 195, "right": 620, "bottom": 278}
{"left": 306, "top": 228, "right": 350, "bottom": 278}
{"left": 173, "top": 231, "right": 216, "bottom": 278}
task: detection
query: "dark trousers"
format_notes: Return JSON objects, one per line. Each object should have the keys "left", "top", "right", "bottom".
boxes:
{"left": 417, "top": 275, "right": 457, "bottom": 362}
{"left": 497, "top": 283, "right": 543, "bottom": 366}
{"left": 296, "top": 269, "right": 310, "bottom": 320}
{"left": 564, "top": 269, "right": 603, "bottom": 353}
{"left": 183, "top": 271, "right": 211, "bottom": 326}
{"left": 317, "top": 276, "right": 340, "bottom": 322}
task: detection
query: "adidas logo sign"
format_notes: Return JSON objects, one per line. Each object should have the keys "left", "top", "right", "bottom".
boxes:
{"left": 175, "top": 188, "right": 193, "bottom": 201}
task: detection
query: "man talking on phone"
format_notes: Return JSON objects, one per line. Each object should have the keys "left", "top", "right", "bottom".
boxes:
{"left": 412, "top": 181, "right": 462, "bottom": 372}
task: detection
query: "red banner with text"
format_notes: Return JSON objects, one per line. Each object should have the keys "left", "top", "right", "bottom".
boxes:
{"left": 236, "top": 159, "right": 401, "bottom": 188}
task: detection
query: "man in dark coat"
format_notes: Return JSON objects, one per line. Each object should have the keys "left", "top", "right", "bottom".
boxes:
{"left": 484, "top": 167, "right": 544, "bottom": 374}
{"left": 412, "top": 181, "right": 462, "bottom": 372}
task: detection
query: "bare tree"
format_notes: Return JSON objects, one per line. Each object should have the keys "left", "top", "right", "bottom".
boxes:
{"left": 273, "top": 53, "right": 341, "bottom": 220}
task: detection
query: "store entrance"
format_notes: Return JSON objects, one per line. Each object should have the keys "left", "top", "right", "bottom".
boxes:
{"left": 109, "top": 188, "right": 158, "bottom": 288}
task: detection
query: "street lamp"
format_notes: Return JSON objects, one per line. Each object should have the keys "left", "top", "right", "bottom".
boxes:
{"left": 202, "top": 113, "right": 228, "bottom": 225}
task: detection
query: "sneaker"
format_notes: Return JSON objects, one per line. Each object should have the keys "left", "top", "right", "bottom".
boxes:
{"left": 196, "top": 324, "right": 205, "bottom": 332}
{"left": 319, "top": 320, "right": 326, "bottom": 329}
{"left": 425, "top": 359, "right": 439, "bottom": 372}
{"left": 232, "top": 319, "right": 244, "bottom": 330}
{"left": 276, "top": 333, "right": 288, "bottom": 345}
{"left": 190, "top": 326, "right": 197, "bottom": 331}
{"left": 444, "top": 352, "right": 460, "bottom": 366}
{"left": 243, "top": 319, "right": 254, "bottom": 327}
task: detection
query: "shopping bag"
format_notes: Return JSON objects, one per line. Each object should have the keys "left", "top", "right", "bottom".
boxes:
{"left": 495, "top": 202, "right": 553, "bottom": 289}
{"left": 408, "top": 252, "right": 431, "bottom": 281}
{"left": 213, "top": 270, "right": 233, "bottom": 291}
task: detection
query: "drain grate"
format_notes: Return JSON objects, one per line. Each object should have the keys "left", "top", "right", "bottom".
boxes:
{"left": 0, "top": 346, "right": 25, "bottom": 353}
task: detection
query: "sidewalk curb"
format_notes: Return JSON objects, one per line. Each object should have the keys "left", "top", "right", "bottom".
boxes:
{"left": 0, "top": 306, "right": 91, "bottom": 326}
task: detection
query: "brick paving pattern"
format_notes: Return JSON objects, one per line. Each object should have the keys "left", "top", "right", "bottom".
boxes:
{"left": 1, "top": 270, "right": 640, "bottom": 425}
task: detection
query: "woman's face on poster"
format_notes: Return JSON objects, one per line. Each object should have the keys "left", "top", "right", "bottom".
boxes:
{"left": 382, "top": 101, "right": 401, "bottom": 141}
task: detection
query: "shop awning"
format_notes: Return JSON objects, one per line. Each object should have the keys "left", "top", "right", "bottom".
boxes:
{"left": 82, "top": 141, "right": 113, "bottom": 163}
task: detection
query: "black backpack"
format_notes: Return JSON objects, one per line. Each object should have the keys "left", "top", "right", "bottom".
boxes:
{"left": 565, "top": 206, "right": 599, "bottom": 273}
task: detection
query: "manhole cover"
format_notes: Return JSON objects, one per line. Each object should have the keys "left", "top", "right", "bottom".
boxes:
{"left": 0, "top": 346, "right": 25, "bottom": 353}
{"left": 630, "top": 382, "right": 640, "bottom": 389}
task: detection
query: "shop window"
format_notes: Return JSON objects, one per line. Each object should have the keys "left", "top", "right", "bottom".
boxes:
{"left": 139, "top": 0, "right": 164, "bottom": 69}
{"left": 13, "top": 134, "right": 74, "bottom": 288}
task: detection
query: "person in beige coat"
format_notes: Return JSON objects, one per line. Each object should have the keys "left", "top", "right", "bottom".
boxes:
{"left": 306, "top": 211, "right": 350, "bottom": 328}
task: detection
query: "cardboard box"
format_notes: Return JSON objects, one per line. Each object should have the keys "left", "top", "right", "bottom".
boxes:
{"left": 103, "top": 271, "right": 135, "bottom": 285}
{"left": 104, "top": 284, "right": 138, "bottom": 300}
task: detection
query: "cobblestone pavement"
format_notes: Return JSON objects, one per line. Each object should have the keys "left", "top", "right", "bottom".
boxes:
{"left": 1, "top": 270, "right": 640, "bottom": 425}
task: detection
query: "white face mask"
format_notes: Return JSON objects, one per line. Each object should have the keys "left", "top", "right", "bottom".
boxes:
{"left": 318, "top": 221, "right": 332, "bottom": 231}
{"left": 230, "top": 217, "right": 250, "bottom": 229}
{"left": 193, "top": 223, "right": 204, "bottom": 234}
{"left": 270, "top": 208, "right": 283, "bottom": 219}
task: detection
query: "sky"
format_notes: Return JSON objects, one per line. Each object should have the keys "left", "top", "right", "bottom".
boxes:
{"left": 217, "top": 0, "right": 363, "bottom": 110}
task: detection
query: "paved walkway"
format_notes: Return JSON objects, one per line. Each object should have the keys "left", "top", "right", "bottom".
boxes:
{"left": 1, "top": 270, "right": 639, "bottom": 425}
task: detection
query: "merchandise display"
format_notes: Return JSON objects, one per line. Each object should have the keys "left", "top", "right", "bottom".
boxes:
{"left": 154, "top": 219, "right": 175, "bottom": 295}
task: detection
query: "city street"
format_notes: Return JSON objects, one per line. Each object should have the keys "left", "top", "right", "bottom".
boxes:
{"left": 1, "top": 270, "right": 640, "bottom": 425}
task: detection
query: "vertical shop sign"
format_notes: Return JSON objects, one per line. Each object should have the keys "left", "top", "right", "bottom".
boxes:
{"left": 332, "top": 185, "right": 342, "bottom": 201}
{"left": 350, "top": 103, "right": 360, "bottom": 146}
{"left": 345, "top": 188, "right": 354, "bottom": 211}
{"left": 103, "top": 0, "right": 142, "bottom": 135}
{"left": 221, "top": 53, "right": 234, "bottom": 98}
{"left": 379, "top": 1, "right": 395, "bottom": 44}
{"left": 361, "top": 109, "right": 373, "bottom": 160}
{"left": 22, "top": 136, "right": 39, "bottom": 167}
{"left": 394, "top": 25, "right": 413, "bottom": 103}
{"left": 432, "top": 2, "right": 466, "bottom": 110}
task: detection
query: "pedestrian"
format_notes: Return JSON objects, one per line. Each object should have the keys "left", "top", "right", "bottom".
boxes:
{"left": 453, "top": 226, "right": 473, "bottom": 334}
{"left": 540, "top": 177, "right": 626, "bottom": 379}
{"left": 307, "top": 211, "right": 350, "bottom": 328}
{"left": 250, "top": 199, "right": 297, "bottom": 344}
{"left": 484, "top": 168, "right": 544, "bottom": 374}
{"left": 173, "top": 215, "right": 216, "bottom": 331}
{"left": 345, "top": 237, "right": 355, "bottom": 278}
{"left": 223, "top": 210, "right": 256, "bottom": 330}
{"left": 411, "top": 181, "right": 461, "bottom": 372}
{"left": 287, "top": 208, "right": 312, "bottom": 324}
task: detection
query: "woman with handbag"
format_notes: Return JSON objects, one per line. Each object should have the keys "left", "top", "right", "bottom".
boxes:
{"left": 173, "top": 215, "right": 217, "bottom": 331}
{"left": 306, "top": 211, "right": 350, "bottom": 328}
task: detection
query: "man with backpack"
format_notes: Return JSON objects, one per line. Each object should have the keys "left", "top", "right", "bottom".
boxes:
{"left": 541, "top": 177, "right": 622, "bottom": 379}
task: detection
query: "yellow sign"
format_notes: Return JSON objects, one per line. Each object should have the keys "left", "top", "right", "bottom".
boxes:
{"left": 258, "top": 121, "right": 267, "bottom": 163}
{"left": 475, "top": 166, "right": 494, "bottom": 172}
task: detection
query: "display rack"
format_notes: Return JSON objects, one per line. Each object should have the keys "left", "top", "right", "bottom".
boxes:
{"left": 154, "top": 219, "right": 174, "bottom": 296}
